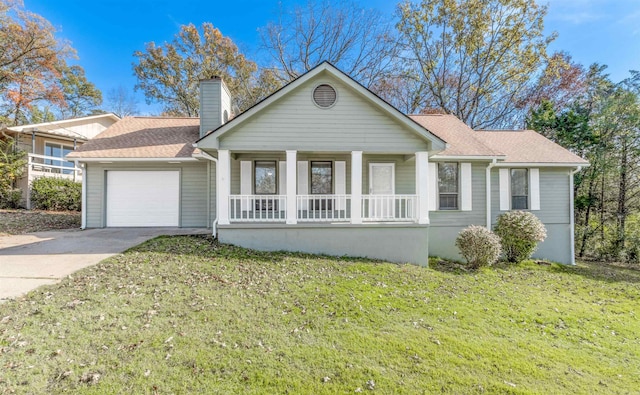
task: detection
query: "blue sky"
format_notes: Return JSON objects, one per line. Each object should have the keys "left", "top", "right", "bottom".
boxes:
{"left": 24, "top": 0, "right": 640, "bottom": 115}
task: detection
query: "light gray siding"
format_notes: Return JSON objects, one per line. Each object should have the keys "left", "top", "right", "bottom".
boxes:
{"left": 362, "top": 154, "right": 416, "bottom": 195}
{"left": 84, "top": 162, "right": 209, "bottom": 228}
{"left": 230, "top": 153, "right": 352, "bottom": 194}
{"left": 217, "top": 74, "right": 431, "bottom": 153}
{"left": 180, "top": 163, "right": 208, "bottom": 227}
{"left": 428, "top": 162, "right": 488, "bottom": 260}
{"left": 199, "top": 80, "right": 221, "bottom": 138}
{"left": 491, "top": 168, "right": 570, "bottom": 224}
{"left": 430, "top": 162, "right": 487, "bottom": 227}
{"left": 209, "top": 161, "right": 217, "bottom": 223}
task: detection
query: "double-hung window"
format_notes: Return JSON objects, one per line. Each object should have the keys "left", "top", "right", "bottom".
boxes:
{"left": 254, "top": 161, "right": 277, "bottom": 210}
{"left": 438, "top": 162, "right": 458, "bottom": 210}
{"left": 511, "top": 168, "right": 528, "bottom": 209}
{"left": 310, "top": 161, "right": 332, "bottom": 210}
{"left": 44, "top": 142, "right": 74, "bottom": 174}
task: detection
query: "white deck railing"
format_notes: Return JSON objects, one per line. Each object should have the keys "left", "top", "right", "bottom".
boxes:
{"left": 362, "top": 195, "right": 417, "bottom": 222}
{"left": 228, "top": 194, "right": 418, "bottom": 223}
{"left": 229, "top": 195, "right": 287, "bottom": 222}
{"left": 296, "top": 194, "right": 351, "bottom": 222}
{"left": 28, "top": 153, "right": 82, "bottom": 181}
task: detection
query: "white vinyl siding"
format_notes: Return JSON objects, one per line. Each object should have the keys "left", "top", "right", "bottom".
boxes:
{"left": 106, "top": 171, "right": 179, "bottom": 227}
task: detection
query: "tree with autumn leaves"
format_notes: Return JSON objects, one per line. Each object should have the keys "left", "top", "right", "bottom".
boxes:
{"left": 0, "top": 0, "right": 101, "bottom": 126}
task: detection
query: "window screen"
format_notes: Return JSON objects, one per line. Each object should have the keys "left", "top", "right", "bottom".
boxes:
{"left": 438, "top": 162, "right": 458, "bottom": 210}
{"left": 511, "top": 168, "right": 528, "bottom": 209}
{"left": 254, "top": 161, "right": 277, "bottom": 194}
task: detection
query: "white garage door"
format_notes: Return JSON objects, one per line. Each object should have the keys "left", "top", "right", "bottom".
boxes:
{"left": 106, "top": 171, "right": 180, "bottom": 227}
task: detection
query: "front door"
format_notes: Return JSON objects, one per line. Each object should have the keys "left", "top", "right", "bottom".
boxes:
{"left": 369, "top": 163, "right": 395, "bottom": 219}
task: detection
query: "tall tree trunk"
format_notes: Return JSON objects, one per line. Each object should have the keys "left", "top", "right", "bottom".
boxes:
{"left": 579, "top": 166, "right": 598, "bottom": 257}
{"left": 615, "top": 140, "right": 628, "bottom": 256}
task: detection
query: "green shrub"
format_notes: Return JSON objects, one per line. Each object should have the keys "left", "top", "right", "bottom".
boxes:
{"left": 494, "top": 211, "right": 547, "bottom": 263}
{"left": 0, "top": 187, "right": 22, "bottom": 209}
{"left": 455, "top": 225, "right": 502, "bottom": 269}
{"left": 31, "top": 177, "right": 81, "bottom": 211}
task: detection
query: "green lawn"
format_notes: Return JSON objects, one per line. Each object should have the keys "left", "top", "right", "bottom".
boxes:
{"left": 0, "top": 236, "right": 638, "bottom": 394}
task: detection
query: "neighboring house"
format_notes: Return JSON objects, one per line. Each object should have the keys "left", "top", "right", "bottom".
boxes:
{"left": 67, "top": 63, "right": 588, "bottom": 265}
{"left": 1, "top": 113, "right": 121, "bottom": 208}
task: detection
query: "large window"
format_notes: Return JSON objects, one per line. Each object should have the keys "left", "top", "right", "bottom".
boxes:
{"left": 311, "top": 161, "right": 332, "bottom": 194}
{"left": 311, "top": 161, "right": 332, "bottom": 210}
{"left": 44, "top": 142, "right": 74, "bottom": 174}
{"left": 438, "top": 162, "right": 458, "bottom": 210}
{"left": 254, "top": 161, "right": 277, "bottom": 194}
{"left": 511, "top": 168, "right": 528, "bottom": 209}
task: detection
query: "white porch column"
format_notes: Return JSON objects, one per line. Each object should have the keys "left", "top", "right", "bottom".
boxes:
{"left": 286, "top": 150, "right": 297, "bottom": 224}
{"left": 415, "top": 151, "right": 430, "bottom": 224}
{"left": 351, "top": 151, "right": 363, "bottom": 224}
{"left": 218, "top": 149, "right": 231, "bottom": 225}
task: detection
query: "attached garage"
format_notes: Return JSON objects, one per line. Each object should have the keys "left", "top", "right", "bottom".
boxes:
{"left": 106, "top": 171, "right": 180, "bottom": 227}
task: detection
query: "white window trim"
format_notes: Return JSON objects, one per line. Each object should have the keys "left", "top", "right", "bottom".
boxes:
{"left": 437, "top": 162, "right": 460, "bottom": 210}
{"left": 432, "top": 162, "right": 472, "bottom": 211}
{"left": 499, "top": 167, "right": 540, "bottom": 211}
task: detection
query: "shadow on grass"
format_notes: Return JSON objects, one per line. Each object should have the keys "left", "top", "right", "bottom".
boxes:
{"left": 549, "top": 260, "right": 640, "bottom": 284}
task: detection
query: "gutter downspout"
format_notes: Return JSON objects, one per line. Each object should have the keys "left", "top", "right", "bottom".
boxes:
{"left": 569, "top": 166, "right": 583, "bottom": 265}
{"left": 195, "top": 149, "right": 219, "bottom": 237}
{"left": 486, "top": 158, "right": 497, "bottom": 229}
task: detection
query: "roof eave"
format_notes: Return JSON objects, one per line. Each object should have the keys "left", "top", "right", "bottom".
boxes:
{"left": 68, "top": 157, "right": 198, "bottom": 162}
{"left": 430, "top": 154, "right": 507, "bottom": 161}
{"left": 493, "top": 161, "right": 590, "bottom": 168}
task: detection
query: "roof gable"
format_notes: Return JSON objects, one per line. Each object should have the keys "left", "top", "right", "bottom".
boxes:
{"left": 6, "top": 113, "right": 121, "bottom": 140}
{"left": 197, "top": 62, "right": 446, "bottom": 152}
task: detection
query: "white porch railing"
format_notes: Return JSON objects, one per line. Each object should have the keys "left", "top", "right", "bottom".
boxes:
{"left": 227, "top": 194, "right": 418, "bottom": 223}
{"left": 229, "top": 195, "right": 287, "bottom": 222}
{"left": 296, "top": 194, "right": 351, "bottom": 222}
{"left": 28, "top": 153, "right": 82, "bottom": 181}
{"left": 362, "top": 195, "right": 417, "bottom": 222}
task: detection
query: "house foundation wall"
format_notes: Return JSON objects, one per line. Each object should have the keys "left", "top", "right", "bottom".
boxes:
{"left": 218, "top": 224, "right": 429, "bottom": 265}
{"left": 430, "top": 223, "right": 573, "bottom": 265}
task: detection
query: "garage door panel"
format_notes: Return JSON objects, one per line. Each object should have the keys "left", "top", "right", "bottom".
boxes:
{"left": 106, "top": 171, "right": 180, "bottom": 227}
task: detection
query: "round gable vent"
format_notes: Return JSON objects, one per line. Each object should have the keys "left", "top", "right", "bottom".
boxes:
{"left": 313, "top": 84, "right": 337, "bottom": 108}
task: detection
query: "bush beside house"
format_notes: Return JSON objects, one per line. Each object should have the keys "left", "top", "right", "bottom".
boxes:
{"left": 0, "top": 137, "right": 27, "bottom": 208}
{"left": 455, "top": 225, "right": 502, "bottom": 269}
{"left": 494, "top": 211, "right": 547, "bottom": 263}
{"left": 30, "top": 177, "right": 81, "bottom": 211}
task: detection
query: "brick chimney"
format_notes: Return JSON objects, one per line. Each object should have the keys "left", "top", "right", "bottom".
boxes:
{"left": 199, "top": 76, "right": 231, "bottom": 138}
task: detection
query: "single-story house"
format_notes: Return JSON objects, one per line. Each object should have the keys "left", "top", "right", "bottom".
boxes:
{"left": 1, "top": 113, "right": 120, "bottom": 208}
{"left": 67, "top": 62, "right": 588, "bottom": 265}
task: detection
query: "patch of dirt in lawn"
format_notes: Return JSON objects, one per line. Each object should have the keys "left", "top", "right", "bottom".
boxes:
{"left": 0, "top": 209, "right": 81, "bottom": 235}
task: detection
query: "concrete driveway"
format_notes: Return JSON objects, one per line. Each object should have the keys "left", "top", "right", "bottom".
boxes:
{"left": 0, "top": 228, "right": 208, "bottom": 303}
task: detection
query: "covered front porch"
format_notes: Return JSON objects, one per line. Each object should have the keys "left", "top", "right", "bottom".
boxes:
{"left": 215, "top": 150, "right": 431, "bottom": 226}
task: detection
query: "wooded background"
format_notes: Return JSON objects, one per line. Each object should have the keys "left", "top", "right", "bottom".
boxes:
{"left": 1, "top": 0, "right": 638, "bottom": 262}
